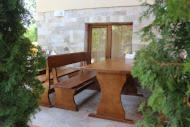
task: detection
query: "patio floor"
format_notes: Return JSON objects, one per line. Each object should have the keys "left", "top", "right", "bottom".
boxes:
{"left": 31, "top": 90, "right": 144, "bottom": 127}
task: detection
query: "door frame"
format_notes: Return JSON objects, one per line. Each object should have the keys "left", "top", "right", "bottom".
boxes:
{"left": 85, "top": 22, "right": 133, "bottom": 61}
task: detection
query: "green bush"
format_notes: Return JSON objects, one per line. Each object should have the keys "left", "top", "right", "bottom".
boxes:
{"left": 0, "top": 0, "right": 44, "bottom": 127}
{"left": 24, "top": 24, "right": 37, "bottom": 42}
{"left": 132, "top": 0, "right": 190, "bottom": 127}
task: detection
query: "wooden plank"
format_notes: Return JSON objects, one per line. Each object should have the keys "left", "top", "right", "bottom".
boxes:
{"left": 38, "top": 81, "right": 51, "bottom": 107}
{"left": 36, "top": 67, "right": 79, "bottom": 82}
{"left": 91, "top": 72, "right": 134, "bottom": 123}
{"left": 83, "top": 59, "right": 133, "bottom": 73}
{"left": 47, "top": 52, "right": 90, "bottom": 69}
{"left": 54, "top": 88, "right": 77, "bottom": 111}
{"left": 55, "top": 71, "right": 96, "bottom": 89}
{"left": 106, "top": 25, "right": 112, "bottom": 59}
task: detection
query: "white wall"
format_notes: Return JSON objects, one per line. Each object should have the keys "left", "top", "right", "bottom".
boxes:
{"left": 37, "top": 0, "right": 149, "bottom": 12}
{"left": 37, "top": 6, "right": 154, "bottom": 53}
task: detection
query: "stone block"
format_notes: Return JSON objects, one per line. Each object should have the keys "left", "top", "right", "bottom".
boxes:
{"left": 113, "top": 11, "right": 126, "bottom": 16}
{"left": 37, "top": 6, "right": 153, "bottom": 54}
{"left": 38, "top": 27, "right": 50, "bottom": 36}
{"left": 110, "top": 16, "right": 125, "bottom": 22}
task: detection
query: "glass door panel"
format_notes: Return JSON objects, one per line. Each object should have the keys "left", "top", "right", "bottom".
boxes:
{"left": 91, "top": 27, "right": 107, "bottom": 63}
{"left": 111, "top": 25, "right": 133, "bottom": 59}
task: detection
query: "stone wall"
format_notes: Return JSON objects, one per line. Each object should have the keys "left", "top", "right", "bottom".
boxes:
{"left": 37, "top": 6, "right": 154, "bottom": 54}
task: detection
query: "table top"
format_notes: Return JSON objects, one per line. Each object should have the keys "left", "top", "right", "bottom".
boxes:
{"left": 83, "top": 59, "right": 134, "bottom": 74}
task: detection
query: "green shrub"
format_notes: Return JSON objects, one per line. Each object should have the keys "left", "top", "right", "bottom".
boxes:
{"left": 132, "top": 0, "right": 190, "bottom": 127}
{"left": 24, "top": 24, "right": 37, "bottom": 42}
{"left": 0, "top": 0, "right": 44, "bottom": 127}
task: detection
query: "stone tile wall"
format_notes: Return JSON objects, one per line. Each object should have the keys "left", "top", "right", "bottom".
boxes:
{"left": 37, "top": 6, "right": 154, "bottom": 54}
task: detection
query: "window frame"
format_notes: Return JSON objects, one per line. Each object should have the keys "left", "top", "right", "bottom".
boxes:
{"left": 85, "top": 22, "right": 133, "bottom": 61}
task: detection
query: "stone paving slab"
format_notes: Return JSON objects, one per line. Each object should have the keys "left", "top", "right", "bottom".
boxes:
{"left": 32, "top": 90, "right": 143, "bottom": 127}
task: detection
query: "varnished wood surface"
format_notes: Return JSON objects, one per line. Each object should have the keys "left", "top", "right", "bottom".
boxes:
{"left": 36, "top": 67, "right": 79, "bottom": 83}
{"left": 39, "top": 52, "right": 92, "bottom": 107}
{"left": 83, "top": 59, "right": 133, "bottom": 74}
{"left": 83, "top": 59, "right": 134, "bottom": 123}
{"left": 47, "top": 52, "right": 91, "bottom": 69}
{"left": 45, "top": 52, "right": 96, "bottom": 110}
{"left": 39, "top": 81, "right": 51, "bottom": 107}
{"left": 54, "top": 71, "right": 96, "bottom": 110}
{"left": 55, "top": 71, "right": 96, "bottom": 89}
{"left": 55, "top": 88, "right": 77, "bottom": 111}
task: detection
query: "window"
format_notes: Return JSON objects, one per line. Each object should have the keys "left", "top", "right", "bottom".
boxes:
{"left": 86, "top": 23, "right": 133, "bottom": 63}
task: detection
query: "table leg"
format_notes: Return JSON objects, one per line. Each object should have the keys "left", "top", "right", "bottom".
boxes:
{"left": 89, "top": 72, "right": 134, "bottom": 124}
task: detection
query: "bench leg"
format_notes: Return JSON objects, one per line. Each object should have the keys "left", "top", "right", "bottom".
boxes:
{"left": 39, "top": 82, "right": 51, "bottom": 107}
{"left": 54, "top": 88, "right": 78, "bottom": 111}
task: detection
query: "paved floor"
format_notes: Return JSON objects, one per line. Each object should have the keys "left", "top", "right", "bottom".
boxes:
{"left": 31, "top": 90, "right": 144, "bottom": 127}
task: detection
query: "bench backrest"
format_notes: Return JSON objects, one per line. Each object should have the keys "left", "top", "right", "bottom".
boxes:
{"left": 47, "top": 52, "right": 90, "bottom": 69}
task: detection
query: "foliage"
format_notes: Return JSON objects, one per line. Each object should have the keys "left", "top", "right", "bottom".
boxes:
{"left": 33, "top": 46, "right": 46, "bottom": 70}
{"left": 23, "top": 0, "right": 36, "bottom": 25}
{"left": 0, "top": 0, "right": 44, "bottom": 127}
{"left": 24, "top": 24, "right": 37, "bottom": 42}
{"left": 132, "top": 0, "right": 190, "bottom": 127}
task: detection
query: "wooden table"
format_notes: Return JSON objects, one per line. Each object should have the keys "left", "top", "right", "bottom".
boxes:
{"left": 83, "top": 59, "right": 134, "bottom": 124}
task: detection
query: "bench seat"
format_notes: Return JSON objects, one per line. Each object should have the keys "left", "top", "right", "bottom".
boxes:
{"left": 54, "top": 70, "right": 96, "bottom": 111}
{"left": 55, "top": 71, "right": 96, "bottom": 89}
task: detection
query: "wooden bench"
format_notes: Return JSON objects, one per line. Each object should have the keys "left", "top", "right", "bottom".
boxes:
{"left": 39, "top": 67, "right": 80, "bottom": 106}
{"left": 36, "top": 67, "right": 79, "bottom": 83}
{"left": 47, "top": 52, "right": 96, "bottom": 111}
